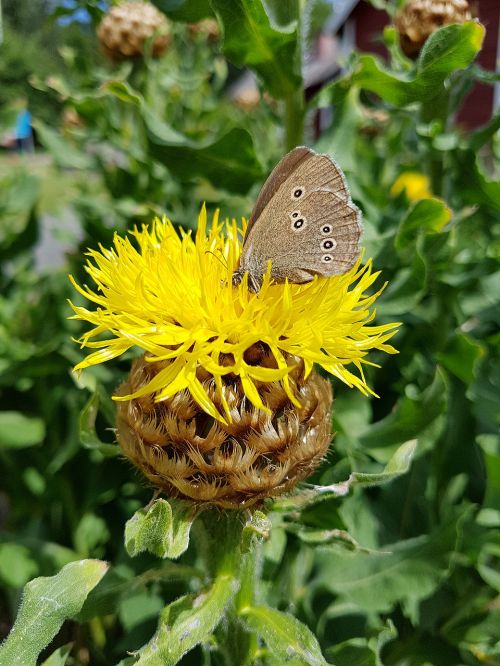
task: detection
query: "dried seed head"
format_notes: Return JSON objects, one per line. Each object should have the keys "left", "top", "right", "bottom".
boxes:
{"left": 97, "top": 1, "right": 171, "bottom": 61}
{"left": 187, "top": 18, "right": 220, "bottom": 43}
{"left": 395, "top": 0, "right": 472, "bottom": 58}
{"left": 116, "top": 350, "right": 333, "bottom": 509}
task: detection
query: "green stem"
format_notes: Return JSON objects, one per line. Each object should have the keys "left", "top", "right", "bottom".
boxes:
{"left": 421, "top": 89, "right": 451, "bottom": 197}
{"left": 284, "top": 88, "right": 305, "bottom": 151}
{"left": 195, "top": 509, "right": 262, "bottom": 666}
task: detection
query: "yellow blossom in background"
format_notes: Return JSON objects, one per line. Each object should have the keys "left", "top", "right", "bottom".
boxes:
{"left": 70, "top": 207, "right": 399, "bottom": 423}
{"left": 391, "top": 171, "right": 432, "bottom": 201}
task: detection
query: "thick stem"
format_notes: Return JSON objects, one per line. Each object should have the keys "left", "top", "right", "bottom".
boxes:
{"left": 194, "top": 509, "right": 262, "bottom": 666}
{"left": 421, "top": 89, "right": 451, "bottom": 197}
{"left": 284, "top": 88, "right": 305, "bottom": 151}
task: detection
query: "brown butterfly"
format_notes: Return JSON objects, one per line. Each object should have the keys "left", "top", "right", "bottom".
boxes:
{"left": 232, "top": 146, "right": 362, "bottom": 292}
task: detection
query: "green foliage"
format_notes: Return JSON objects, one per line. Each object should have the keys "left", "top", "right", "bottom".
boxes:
{"left": 0, "top": 560, "right": 107, "bottom": 665}
{"left": 125, "top": 499, "right": 202, "bottom": 559}
{"left": 1, "top": 2, "right": 499, "bottom": 665}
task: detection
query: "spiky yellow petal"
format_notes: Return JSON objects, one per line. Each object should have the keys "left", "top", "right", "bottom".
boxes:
{"left": 70, "top": 206, "right": 399, "bottom": 421}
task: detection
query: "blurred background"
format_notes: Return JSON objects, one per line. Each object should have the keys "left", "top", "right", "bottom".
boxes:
{"left": 1, "top": 0, "right": 499, "bottom": 664}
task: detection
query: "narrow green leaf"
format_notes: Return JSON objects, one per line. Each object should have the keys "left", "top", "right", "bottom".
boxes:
{"left": 0, "top": 411, "right": 45, "bottom": 450}
{"left": 79, "top": 390, "right": 119, "bottom": 457}
{"left": 125, "top": 498, "right": 201, "bottom": 559}
{"left": 101, "top": 80, "right": 142, "bottom": 106}
{"left": 272, "top": 440, "right": 417, "bottom": 513}
{"left": 0, "top": 560, "right": 108, "bottom": 666}
{"left": 477, "top": 435, "right": 500, "bottom": 514}
{"left": 241, "top": 605, "right": 329, "bottom": 666}
{"left": 350, "top": 440, "right": 417, "bottom": 488}
{"left": 210, "top": 0, "right": 301, "bottom": 99}
{"left": 291, "top": 527, "right": 369, "bottom": 552}
{"left": 135, "top": 574, "right": 236, "bottom": 665}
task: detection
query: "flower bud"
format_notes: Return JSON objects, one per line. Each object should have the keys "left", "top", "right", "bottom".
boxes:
{"left": 117, "top": 352, "right": 333, "bottom": 509}
{"left": 97, "top": 1, "right": 171, "bottom": 61}
{"left": 395, "top": 0, "right": 471, "bottom": 58}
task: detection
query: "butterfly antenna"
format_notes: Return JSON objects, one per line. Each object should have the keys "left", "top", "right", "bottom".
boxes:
{"left": 205, "top": 250, "right": 228, "bottom": 270}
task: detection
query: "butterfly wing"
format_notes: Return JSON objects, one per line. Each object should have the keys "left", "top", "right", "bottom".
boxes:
{"left": 245, "top": 147, "right": 313, "bottom": 238}
{"left": 240, "top": 148, "right": 361, "bottom": 283}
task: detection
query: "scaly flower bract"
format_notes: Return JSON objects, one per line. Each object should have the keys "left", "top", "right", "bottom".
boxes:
{"left": 70, "top": 207, "right": 399, "bottom": 423}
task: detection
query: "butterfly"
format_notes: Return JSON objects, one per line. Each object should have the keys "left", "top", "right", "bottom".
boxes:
{"left": 232, "top": 146, "right": 362, "bottom": 292}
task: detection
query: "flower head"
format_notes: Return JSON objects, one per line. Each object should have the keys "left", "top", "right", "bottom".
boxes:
{"left": 391, "top": 171, "right": 432, "bottom": 202}
{"left": 70, "top": 207, "right": 399, "bottom": 424}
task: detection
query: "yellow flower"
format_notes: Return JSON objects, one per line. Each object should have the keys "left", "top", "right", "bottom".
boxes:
{"left": 70, "top": 206, "right": 399, "bottom": 423}
{"left": 391, "top": 171, "right": 432, "bottom": 201}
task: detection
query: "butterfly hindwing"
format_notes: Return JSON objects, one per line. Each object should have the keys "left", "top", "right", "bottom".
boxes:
{"left": 240, "top": 148, "right": 362, "bottom": 283}
{"left": 269, "top": 189, "right": 361, "bottom": 278}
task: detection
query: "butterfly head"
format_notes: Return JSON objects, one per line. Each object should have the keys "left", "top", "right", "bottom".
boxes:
{"left": 232, "top": 267, "right": 263, "bottom": 293}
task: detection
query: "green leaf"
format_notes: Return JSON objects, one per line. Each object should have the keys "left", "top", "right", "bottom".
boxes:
{"left": 241, "top": 606, "right": 329, "bottom": 665}
{"left": 377, "top": 245, "right": 427, "bottom": 315}
{"left": 395, "top": 198, "right": 451, "bottom": 252}
{"left": 0, "top": 560, "right": 108, "bottom": 666}
{"left": 40, "top": 644, "right": 73, "bottom": 666}
{"left": 290, "top": 527, "right": 369, "bottom": 552}
{"left": 350, "top": 440, "right": 417, "bottom": 488}
{"left": 0, "top": 543, "right": 38, "bottom": 588}
{"left": 314, "top": 510, "right": 469, "bottom": 618}
{"left": 135, "top": 574, "right": 236, "bottom": 665}
{"left": 74, "top": 513, "right": 110, "bottom": 557}
{"left": 327, "top": 621, "right": 397, "bottom": 666}
{"left": 154, "top": 0, "right": 213, "bottom": 21}
{"left": 0, "top": 171, "right": 39, "bottom": 257}
{"left": 477, "top": 540, "right": 500, "bottom": 593}
{"left": 477, "top": 435, "right": 500, "bottom": 514}
{"left": 101, "top": 80, "right": 264, "bottom": 193}
{"left": 436, "top": 333, "right": 485, "bottom": 384}
{"left": 273, "top": 440, "right": 417, "bottom": 512}
{"left": 359, "top": 370, "right": 447, "bottom": 449}
{"left": 145, "top": 113, "right": 263, "bottom": 193}
{"left": 315, "top": 88, "right": 364, "bottom": 173}
{"left": 417, "top": 20, "right": 484, "bottom": 83}
{"left": 79, "top": 389, "right": 120, "bottom": 457}
{"left": 119, "top": 591, "right": 165, "bottom": 632}
{"left": 210, "top": 0, "right": 301, "bottom": 99}
{"left": 241, "top": 510, "right": 272, "bottom": 553}
{"left": 319, "top": 22, "right": 484, "bottom": 107}
{"left": 457, "top": 149, "right": 500, "bottom": 211}
{"left": 33, "top": 120, "right": 93, "bottom": 170}
{"left": 125, "top": 498, "right": 202, "bottom": 560}
{"left": 0, "top": 411, "right": 45, "bottom": 449}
